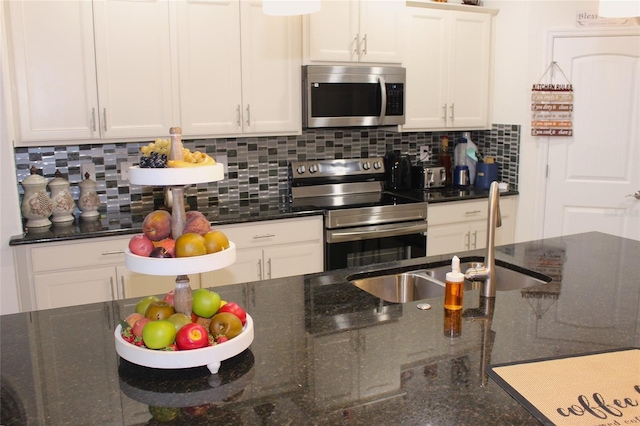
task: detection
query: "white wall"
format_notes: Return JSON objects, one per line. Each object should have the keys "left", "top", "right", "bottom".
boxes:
{"left": 1, "top": 3, "right": 24, "bottom": 315}
{"left": 486, "top": 0, "right": 606, "bottom": 243}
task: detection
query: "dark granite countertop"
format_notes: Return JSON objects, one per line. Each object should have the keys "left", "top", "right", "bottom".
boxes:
{"left": 1, "top": 232, "right": 638, "bottom": 425}
{"left": 8, "top": 188, "right": 518, "bottom": 246}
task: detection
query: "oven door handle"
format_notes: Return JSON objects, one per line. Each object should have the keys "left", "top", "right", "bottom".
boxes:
{"left": 378, "top": 76, "right": 387, "bottom": 125}
{"left": 326, "top": 221, "right": 427, "bottom": 244}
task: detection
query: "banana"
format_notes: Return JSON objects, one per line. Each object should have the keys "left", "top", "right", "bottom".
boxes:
{"left": 167, "top": 154, "right": 216, "bottom": 168}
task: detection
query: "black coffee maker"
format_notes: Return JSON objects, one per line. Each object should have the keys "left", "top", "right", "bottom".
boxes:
{"left": 384, "top": 152, "right": 412, "bottom": 191}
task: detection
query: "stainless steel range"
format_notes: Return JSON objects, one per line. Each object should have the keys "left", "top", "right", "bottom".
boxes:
{"left": 289, "top": 157, "right": 428, "bottom": 271}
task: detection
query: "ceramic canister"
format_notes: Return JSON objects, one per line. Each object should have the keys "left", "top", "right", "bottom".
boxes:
{"left": 20, "top": 166, "right": 53, "bottom": 228}
{"left": 49, "top": 170, "right": 76, "bottom": 224}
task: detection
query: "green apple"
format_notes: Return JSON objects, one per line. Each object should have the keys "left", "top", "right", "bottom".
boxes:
{"left": 192, "top": 289, "right": 221, "bottom": 318}
{"left": 135, "top": 295, "right": 160, "bottom": 315}
{"left": 167, "top": 313, "right": 192, "bottom": 332}
{"left": 142, "top": 320, "right": 176, "bottom": 349}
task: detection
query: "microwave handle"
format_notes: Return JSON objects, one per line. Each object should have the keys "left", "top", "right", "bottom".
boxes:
{"left": 378, "top": 76, "right": 387, "bottom": 125}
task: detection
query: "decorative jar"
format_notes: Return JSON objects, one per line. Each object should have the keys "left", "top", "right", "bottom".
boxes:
{"left": 78, "top": 172, "right": 100, "bottom": 219}
{"left": 49, "top": 170, "right": 76, "bottom": 224}
{"left": 21, "top": 166, "right": 53, "bottom": 228}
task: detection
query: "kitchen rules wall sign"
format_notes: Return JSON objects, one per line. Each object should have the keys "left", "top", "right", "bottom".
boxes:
{"left": 531, "top": 62, "right": 574, "bottom": 137}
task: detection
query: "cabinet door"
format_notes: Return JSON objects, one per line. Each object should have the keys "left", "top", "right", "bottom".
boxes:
{"left": 248, "top": 280, "right": 305, "bottom": 397}
{"left": 118, "top": 266, "right": 201, "bottom": 299}
{"left": 358, "top": 0, "right": 403, "bottom": 63}
{"left": 446, "top": 11, "right": 492, "bottom": 129}
{"left": 240, "top": 1, "right": 302, "bottom": 134}
{"left": 427, "top": 222, "right": 470, "bottom": 257}
{"left": 264, "top": 240, "right": 323, "bottom": 280}
{"left": 358, "top": 323, "right": 401, "bottom": 399}
{"left": 92, "top": 0, "right": 175, "bottom": 139}
{"left": 33, "top": 267, "right": 117, "bottom": 310}
{"left": 176, "top": 0, "right": 243, "bottom": 136}
{"left": 401, "top": 7, "right": 448, "bottom": 130}
{"left": 8, "top": 0, "right": 99, "bottom": 142}
{"left": 307, "top": 1, "right": 358, "bottom": 62}
{"left": 200, "top": 247, "right": 264, "bottom": 287}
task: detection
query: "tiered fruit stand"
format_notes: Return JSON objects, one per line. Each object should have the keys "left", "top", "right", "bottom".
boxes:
{"left": 114, "top": 127, "right": 254, "bottom": 374}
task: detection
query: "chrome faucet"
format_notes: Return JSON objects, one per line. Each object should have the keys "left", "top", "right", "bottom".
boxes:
{"left": 464, "top": 181, "right": 501, "bottom": 298}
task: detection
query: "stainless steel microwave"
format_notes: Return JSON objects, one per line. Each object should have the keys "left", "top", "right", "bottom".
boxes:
{"left": 302, "top": 65, "right": 406, "bottom": 128}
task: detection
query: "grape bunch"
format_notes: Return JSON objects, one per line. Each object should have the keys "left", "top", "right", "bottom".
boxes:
{"left": 139, "top": 139, "right": 170, "bottom": 168}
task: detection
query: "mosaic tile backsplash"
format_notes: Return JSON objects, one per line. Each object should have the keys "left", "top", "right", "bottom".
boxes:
{"left": 14, "top": 124, "right": 520, "bottom": 215}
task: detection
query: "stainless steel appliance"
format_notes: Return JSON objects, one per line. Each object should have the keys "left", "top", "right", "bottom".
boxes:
{"left": 290, "top": 157, "right": 427, "bottom": 271}
{"left": 412, "top": 166, "right": 447, "bottom": 189}
{"left": 384, "top": 152, "right": 412, "bottom": 191}
{"left": 302, "top": 65, "right": 406, "bottom": 128}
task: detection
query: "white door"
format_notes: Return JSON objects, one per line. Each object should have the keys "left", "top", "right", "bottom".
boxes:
{"left": 544, "top": 32, "right": 640, "bottom": 241}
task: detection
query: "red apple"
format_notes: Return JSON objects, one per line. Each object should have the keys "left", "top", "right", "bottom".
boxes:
{"left": 129, "top": 234, "right": 154, "bottom": 257}
{"left": 125, "top": 312, "right": 145, "bottom": 328}
{"left": 132, "top": 317, "right": 151, "bottom": 337}
{"left": 217, "top": 302, "right": 247, "bottom": 326}
{"left": 163, "top": 290, "right": 175, "bottom": 306}
{"left": 175, "top": 323, "right": 209, "bottom": 350}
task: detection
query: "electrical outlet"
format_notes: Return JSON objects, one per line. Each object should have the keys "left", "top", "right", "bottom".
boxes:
{"left": 120, "top": 162, "right": 132, "bottom": 181}
{"left": 419, "top": 146, "right": 432, "bottom": 162}
{"left": 80, "top": 163, "right": 96, "bottom": 180}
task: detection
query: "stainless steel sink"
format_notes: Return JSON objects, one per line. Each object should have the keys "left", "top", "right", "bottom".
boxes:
{"left": 349, "top": 262, "right": 551, "bottom": 303}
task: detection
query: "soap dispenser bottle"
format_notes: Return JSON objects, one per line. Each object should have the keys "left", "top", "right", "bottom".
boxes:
{"left": 445, "top": 256, "right": 465, "bottom": 310}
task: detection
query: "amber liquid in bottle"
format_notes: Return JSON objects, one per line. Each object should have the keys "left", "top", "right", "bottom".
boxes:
{"left": 444, "top": 281, "right": 463, "bottom": 310}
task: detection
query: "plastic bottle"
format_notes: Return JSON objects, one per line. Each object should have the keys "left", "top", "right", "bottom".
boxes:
{"left": 444, "top": 255, "right": 465, "bottom": 310}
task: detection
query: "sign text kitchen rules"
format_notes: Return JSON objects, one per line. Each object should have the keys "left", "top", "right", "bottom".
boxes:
{"left": 531, "top": 62, "right": 574, "bottom": 137}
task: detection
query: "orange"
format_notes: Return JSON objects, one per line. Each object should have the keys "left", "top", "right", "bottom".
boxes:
{"left": 203, "top": 230, "right": 230, "bottom": 254}
{"left": 175, "top": 233, "right": 207, "bottom": 257}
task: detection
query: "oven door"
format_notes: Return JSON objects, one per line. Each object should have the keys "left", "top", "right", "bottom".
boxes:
{"left": 325, "top": 220, "right": 427, "bottom": 271}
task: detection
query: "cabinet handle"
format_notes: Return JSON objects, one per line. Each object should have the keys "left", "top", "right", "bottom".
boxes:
{"left": 471, "top": 231, "right": 477, "bottom": 249}
{"left": 109, "top": 277, "right": 116, "bottom": 301}
{"left": 442, "top": 104, "right": 447, "bottom": 123}
{"left": 236, "top": 105, "right": 241, "bottom": 126}
{"left": 267, "top": 258, "right": 272, "bottom": 279}
{"left": 353, "top": 34, "right": 359, "bottom": 56}
{"left": 102, "top": 108, "right": 107, "bottom": 132}
{"left": 253, "top": 234, "right": 275, "bottom": 240}
{"left": 120, "top": 276, "right": 125, "bottom": 299}
{"left": 257, "top": 259, "right": 262, "bottom": 280}
{"left": 91, "top": 108, "right": 96, "bottom": 131}
{"left": 449, "top": 103, "right": 455, "bottom": 121}
{"left": 101, "top": 250, "right": 124, "bottom": 256}
{"left": 362, "top": 34, "right": 367, "bottom": 55}
{"left": 246, "top": 105, "right": 251, "bottom": 126}
{"left": 465, "top": 210, "right": 481, "bottom": 215}
{"left": 465, "top": 232, "right": 470, "bottom": 250}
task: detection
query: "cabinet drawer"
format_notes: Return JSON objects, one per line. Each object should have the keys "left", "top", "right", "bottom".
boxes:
{"left": 215, "top": 216, "right": 323, "bottom": 249}
{"left": 428, "top": 197, "right": 514, "bottom": 226}
{"left": 31, "top": 237, "right": 127, "bottom": 273}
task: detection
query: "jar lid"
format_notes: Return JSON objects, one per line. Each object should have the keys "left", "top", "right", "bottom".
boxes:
{"left": 22, "top": 166, "right": 48, "bottom": 186}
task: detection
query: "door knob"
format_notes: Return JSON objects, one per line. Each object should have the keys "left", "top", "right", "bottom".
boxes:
{"left": 626, "top": 191, "right": 640, "bottom": 200}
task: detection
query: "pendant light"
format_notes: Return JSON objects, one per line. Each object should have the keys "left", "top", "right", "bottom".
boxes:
{"left": 598, "top": 0, "right": 640, "bottom": 17}
{"left": 263, "top": 0, "right": 321, "bottom": 16}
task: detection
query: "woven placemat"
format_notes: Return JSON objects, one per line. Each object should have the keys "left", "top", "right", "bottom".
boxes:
{"left": 486, "top": 348, "right": 640, "bottom": 426}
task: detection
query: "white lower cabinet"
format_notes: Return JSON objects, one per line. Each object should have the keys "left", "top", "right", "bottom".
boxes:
{"left": 427, "top": 197, "right": 516, "bottom": 256}
{"left": 309, "top": 322, "right": 401, "bottom": 408}
{"left": 13, "top": 235, "right": 201, "bottom": 311}
{"left": 201, "top": 216, "right": 324, "bottom": 287}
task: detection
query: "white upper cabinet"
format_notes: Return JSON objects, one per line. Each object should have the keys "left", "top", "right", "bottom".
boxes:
{"left": 401, "top": 4, "right": 497, "bottom": 131}
{"left": 92, "top": 0, "right": 175, "bottom": 139}
{"left": 8, "top": 1, "right": 99, "bottom": 142}
{"left": 8, "top": 0, "right": 175, "bottom": 144}
{"left": 304, "top": 0, "right": 403, "bottom": 64}
{"left": 171, "top": 0, "right": 302, "bottom": 137}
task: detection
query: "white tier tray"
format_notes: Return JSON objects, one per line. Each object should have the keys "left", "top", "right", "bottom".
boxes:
{"left": 129, "top": 163, "right": 224, "bottom": 186}
{"left": 124, "top": 242, "right": 236, "bottom": 276}
{"left": 114, "top": 314, "right": 254, "bottom": 374}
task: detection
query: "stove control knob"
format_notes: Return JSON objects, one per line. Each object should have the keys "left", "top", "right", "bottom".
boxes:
{"left": 296, "top": 165, "right": 306, "bottom": 174}
{"left": 362, "top": 161, "right": 371, "bottom": 170}
{"left": 373, "top": 161, "right": 382, "bottom": 170}
{"left": 309, "top": 164, "right": 319, "bottom": 173}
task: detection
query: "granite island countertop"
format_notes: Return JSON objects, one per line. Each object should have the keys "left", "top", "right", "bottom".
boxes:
{"left": 4, "top": 231, "right": 634, "bottom": 425}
